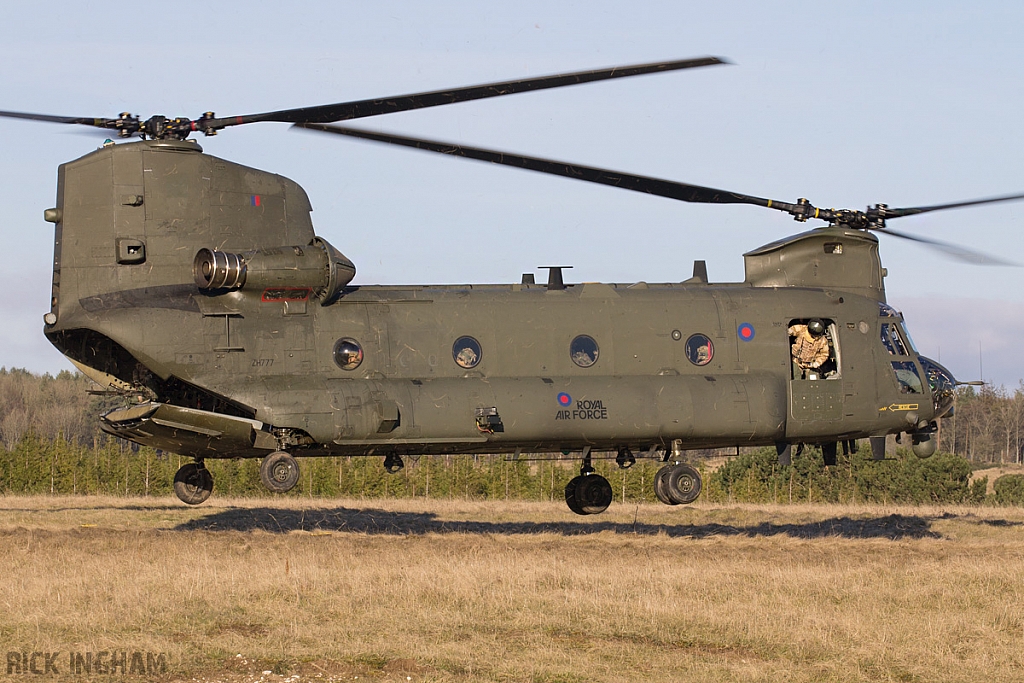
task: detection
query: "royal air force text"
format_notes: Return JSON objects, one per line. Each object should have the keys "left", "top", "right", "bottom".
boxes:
{"left": 555, "top": 399, "right": 608, "bottom": 421}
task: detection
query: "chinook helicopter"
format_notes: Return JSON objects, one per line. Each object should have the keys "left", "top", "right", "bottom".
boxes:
{"left": 2, "top": 56, "right": 1020, "bottom": 514}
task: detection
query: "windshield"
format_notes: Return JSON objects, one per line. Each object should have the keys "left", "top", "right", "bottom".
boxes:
{"left": 900, "top": 323, "right": 919, "bottom": 353}
{"left": 879, "top": 305, "right": 919, "bottom": 355}
{"left": 878, "top": 302, "right": 901, "bottom": 318}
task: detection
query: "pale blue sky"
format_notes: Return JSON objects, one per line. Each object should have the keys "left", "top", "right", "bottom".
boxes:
{"left": 1, "top": 1, "right": 1022, "bottom": 385}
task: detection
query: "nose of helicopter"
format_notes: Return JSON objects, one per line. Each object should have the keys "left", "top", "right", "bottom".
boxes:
{"left": 918, "top": 355, "right": 956, "bottom": 418}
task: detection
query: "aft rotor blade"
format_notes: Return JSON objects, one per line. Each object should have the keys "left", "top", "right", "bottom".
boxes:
{"left": 881, "top": 227, "right": 1018, "bottom": 266}
{"left": 295, "top": 122, "right": 796, "bottom": 211}
{"left": 0, "top": 109, "right": 118, "bottom": 129}
{"left": 880, "top": 192, "right": 1024, "bottom": 219}
{"left": 216, "top": 57, "right": 728, "bottom": 129}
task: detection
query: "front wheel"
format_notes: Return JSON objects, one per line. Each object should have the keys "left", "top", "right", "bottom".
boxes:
{"left": 565, "top": 474, "right": 613, "bottom": 515}
{"left": 565, "top": 476, "right": 586, "bottom": 515}
{"left": 260, "top": 451, "right": 300, "bottom": 493}
{"left": 654, "top": 465, "right": 679, "bottom": 505}
{"left": 664, "top": 463, "right": 701, "bottom": 504}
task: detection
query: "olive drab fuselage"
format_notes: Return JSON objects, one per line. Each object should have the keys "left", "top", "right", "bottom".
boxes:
{"left": 42, "top": 139, "right": 948, "bottom": 461}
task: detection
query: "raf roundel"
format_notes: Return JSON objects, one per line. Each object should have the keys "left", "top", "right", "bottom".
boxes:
{"left": 557, "top": 392, "right": 572, "bottom": 407}
{"left": 738, "top": 322, "right": 755, "bottom": 342}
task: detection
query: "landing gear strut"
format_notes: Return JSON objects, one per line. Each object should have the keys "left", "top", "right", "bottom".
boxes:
{"left": 654, "top": 462, "right": 701, "bottom": 505}
{"left": 260, "top": 451, "right": 300, "bottom": 493}
{"left": 564, "top": 448, "right": 613, "bottom": 515}
{"left": 173, "top": 460, "right": 213, "bottom": 505}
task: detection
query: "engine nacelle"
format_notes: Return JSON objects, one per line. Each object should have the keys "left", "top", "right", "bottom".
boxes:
{"left": 193, "top": 236, "right": 355, "bottom": 304}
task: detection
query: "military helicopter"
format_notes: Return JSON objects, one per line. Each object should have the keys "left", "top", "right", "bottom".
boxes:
{"left": 2, "top": 56, "right": 1021, "bottom": 514}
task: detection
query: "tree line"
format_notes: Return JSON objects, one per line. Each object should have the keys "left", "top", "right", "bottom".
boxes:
{"left": 939, "top": 383, "right": 1024, "bottom": 465}
{"left": 1, "top": 367, "right": 1024, "bottom": 505}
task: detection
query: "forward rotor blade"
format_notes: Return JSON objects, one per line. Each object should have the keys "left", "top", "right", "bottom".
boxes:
{"left": 0, "top": 109, "right": 117, "bottom": 129}
{"left": 301, "top": 123, "right": 1023, "bottom": 265}
{"left": 881, "top": 227, "right": 1018, "bottom": 266}
{"left": 295, "top": 122, "right": 791, "bottom": 211}
{"left": 217, "top": 56, "right": 728, "bottom": 129}
{"left": 881, "top": 192, "right": 1024, "bottom": 219}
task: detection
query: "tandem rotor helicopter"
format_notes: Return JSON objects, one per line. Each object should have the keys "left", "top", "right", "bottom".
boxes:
{"left": 2, "top": 56, "right": 1020, "bottom": 513}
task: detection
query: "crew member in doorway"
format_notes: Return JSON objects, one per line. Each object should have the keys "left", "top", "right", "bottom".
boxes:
{"left": 789, "top": 319, "right": 835, "bottom": 379}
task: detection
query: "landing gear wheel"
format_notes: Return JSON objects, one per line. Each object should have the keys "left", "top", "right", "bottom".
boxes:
{"left": 664, "top": 463, "right": 702, "bottom": 504}
{"left": 565, "top": 474, "right": 613, "bottom": 515}
{"left": 565, "top": 476, "right": 586, "bottom": 515}
{"left": 654, "top": 465, "right": 679, "bottom": 505}
{"left": 260, "top": 451, "right": 300, "bottom": 493}
{"left": 173, "top": 462, "right": 213, "bottom": 505}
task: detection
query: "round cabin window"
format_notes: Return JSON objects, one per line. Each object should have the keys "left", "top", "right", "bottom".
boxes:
{"left": 570, "top": 335, "right": 599, "bottom": 368}
{"left": 333, "top": 338, "right": 363, "bottom": 370}
{"left": 685, "top": 334, "right": 714, "bottom": 366}
{"left": 452, "top": 336, "right": 482, "bottom": 369}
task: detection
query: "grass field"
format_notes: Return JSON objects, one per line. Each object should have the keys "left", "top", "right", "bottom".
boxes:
{"left": 2, "top": 496, "right": 1024, "bottom": 682}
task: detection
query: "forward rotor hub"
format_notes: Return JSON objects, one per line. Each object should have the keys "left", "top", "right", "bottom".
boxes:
{"left": 111, "top": 112, "right": 223, "bottom": 140}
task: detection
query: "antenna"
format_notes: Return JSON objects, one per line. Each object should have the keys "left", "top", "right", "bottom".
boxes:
{"left": 979, "top": 341, "right": 984, "bottom": 382}
{"left": 538, "top": 266, "right": 572, "bottom": 291}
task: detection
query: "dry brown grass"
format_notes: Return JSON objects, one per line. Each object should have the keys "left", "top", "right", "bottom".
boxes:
{"left": 1, "top": 496, "right": 1024, "bottom": 682}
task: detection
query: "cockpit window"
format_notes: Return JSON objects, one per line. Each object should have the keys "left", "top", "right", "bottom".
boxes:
{"left": 900, "top": 323, "right": 919, "bottom": 353}
{"left": 880, "top": 323, "right": 909, "bottom": 356}
{"left": 891, "top": 361, "right": 924, "bottom": 394}
{"left": 878, "top": 302, "right": 901, "bottom": 318}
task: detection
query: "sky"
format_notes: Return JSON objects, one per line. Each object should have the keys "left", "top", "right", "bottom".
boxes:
{"left": 0, "top": 1, "right": 1022, "bottom": 386}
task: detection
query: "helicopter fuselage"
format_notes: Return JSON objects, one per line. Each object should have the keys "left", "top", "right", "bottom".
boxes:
{"left": 41, "top": 140, "right": 946, "bottom": 479}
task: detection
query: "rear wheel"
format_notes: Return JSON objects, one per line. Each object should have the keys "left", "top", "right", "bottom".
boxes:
{"left": 173, "top": 462, "right": 213, "bottom": 505}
